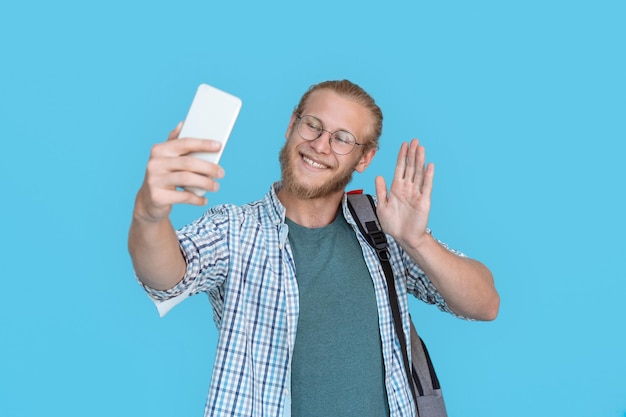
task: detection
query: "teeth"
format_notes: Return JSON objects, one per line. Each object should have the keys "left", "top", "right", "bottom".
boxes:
{"left": 303, "top": 155, "right": 327, "bottom": 169}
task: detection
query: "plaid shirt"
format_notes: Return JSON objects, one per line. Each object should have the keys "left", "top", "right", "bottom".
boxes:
{"left": 142, "top": 182, "right": 461, "bottom": 417}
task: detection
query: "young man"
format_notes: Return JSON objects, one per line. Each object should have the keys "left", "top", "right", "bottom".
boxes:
{"left": 128, "top": 80, "right": 499, "bottom": 417}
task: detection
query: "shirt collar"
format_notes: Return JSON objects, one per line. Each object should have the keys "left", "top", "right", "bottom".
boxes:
{"left": 264, "top": 181, "right": 287, "bottom": 226}
{"left": 265, "top": 181, "right": 360, "bottom": 229}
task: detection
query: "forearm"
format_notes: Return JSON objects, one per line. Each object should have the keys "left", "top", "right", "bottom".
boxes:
{"left": 405, "top": 234, "right": 500, "bottom": 321}
{"left": 128, "top": 216, "right": 187, "bottom": 291}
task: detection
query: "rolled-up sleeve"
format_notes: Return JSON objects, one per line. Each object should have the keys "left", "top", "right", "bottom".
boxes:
{"left": 138, "top": 209, "right": 232, "bottom": 317}
{"left": 398, "top": 230, "right": 469, "bottom": 319}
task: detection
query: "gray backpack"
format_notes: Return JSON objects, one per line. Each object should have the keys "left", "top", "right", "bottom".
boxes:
{"left": 347, "top": 192, "right": 448, "bottom": 417}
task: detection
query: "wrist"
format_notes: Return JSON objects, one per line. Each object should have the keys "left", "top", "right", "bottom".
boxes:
{"left": 132, "top": 191, "right": 170, "bottom": 225}
{"left": 400, "top": 231, "right": 435, "bottom": 261}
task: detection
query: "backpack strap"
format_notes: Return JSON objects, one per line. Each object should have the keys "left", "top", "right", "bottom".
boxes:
{"left": 348, "top": 192, "right": 448, "bottom": 417}
{"left": 347, "top": 192, "right": 419, "bottom": 409}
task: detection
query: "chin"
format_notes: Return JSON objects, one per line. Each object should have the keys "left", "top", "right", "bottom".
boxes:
{"left": 279, "top": 141, "right": 354, "bottom": 199}
{"left": 281, "top": 172, "right": 354, "bottom": 200}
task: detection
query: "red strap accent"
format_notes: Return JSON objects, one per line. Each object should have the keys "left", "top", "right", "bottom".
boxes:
{"left": 347, "top": 189, "right": 363, "bottom": 195}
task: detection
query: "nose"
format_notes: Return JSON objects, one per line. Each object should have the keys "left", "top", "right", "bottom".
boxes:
{"left": 309, "top": 130, "right": 333, "bottom": 154}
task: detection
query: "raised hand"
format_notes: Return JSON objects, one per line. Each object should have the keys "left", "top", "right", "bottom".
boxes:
{"left": 374, "top": 139, "right": 433, "bottom": 250}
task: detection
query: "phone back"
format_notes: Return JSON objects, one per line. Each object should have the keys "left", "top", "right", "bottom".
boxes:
{"left": 178, "top": 83, "right": 242, "bottom": 164}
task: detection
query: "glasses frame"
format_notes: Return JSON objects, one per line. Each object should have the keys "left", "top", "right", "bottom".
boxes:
{"left": 294, "top": 114, "right": 364, "bottom": 155}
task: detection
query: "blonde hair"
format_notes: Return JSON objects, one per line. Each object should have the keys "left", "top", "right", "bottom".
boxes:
{"left": 294, "top": 80, "right": 383, "bottom": 152}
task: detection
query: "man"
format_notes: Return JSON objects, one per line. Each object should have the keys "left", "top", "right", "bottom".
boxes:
{"left": 128, "top": 80, "right": 499, "bottom": 417}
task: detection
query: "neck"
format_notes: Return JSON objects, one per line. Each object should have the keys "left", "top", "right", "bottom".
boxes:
{"left": 277, "top": 187, "right": 344, "bottom": 228}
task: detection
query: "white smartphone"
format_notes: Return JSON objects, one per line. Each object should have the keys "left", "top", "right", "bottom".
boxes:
{"left": 178, "top": 83, "right": 242, "bottom": 196}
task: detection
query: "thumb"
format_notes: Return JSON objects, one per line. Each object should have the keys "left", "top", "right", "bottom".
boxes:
{"left": 167, "top": 121, "right": 183, "bottom": 141}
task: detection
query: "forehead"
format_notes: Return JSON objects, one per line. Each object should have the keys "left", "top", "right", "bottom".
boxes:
{"left": 301, "top": 89, "right": 372, "bottom": 137}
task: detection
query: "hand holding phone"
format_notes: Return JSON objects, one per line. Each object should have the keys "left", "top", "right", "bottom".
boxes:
{"left": 178, "top": 84, "right": 242, "bottom": 196}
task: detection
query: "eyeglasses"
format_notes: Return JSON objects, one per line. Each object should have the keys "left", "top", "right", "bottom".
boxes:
{"left": 295, "top": 114, "right": 364, "bottom": 155}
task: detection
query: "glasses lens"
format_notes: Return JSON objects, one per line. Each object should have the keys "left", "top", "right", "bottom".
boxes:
{"left": 330, "top": 131, "right": 356, "bottom": 154}
{"left": 297, "top": 115, "right": 323, "bottom": 140}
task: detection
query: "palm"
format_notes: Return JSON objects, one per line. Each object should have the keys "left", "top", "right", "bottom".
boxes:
{"left": 375, "top": 140, "right": 433, "bottom": 248}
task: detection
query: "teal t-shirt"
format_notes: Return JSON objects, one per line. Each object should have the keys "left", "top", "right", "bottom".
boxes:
{"left": 286, "top": 213, "right": 389, "bottom": 417}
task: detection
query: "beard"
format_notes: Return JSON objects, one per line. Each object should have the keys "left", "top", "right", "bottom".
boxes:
{"left": 278, "top": 141, "right": 356, "bottom": 200}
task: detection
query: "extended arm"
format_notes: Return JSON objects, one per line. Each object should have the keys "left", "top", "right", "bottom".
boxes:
{"left": 128, "top": 124, "right": 225, "bottom": 291}
{"left": 375, "top": 140, "right": 499, "bottom": 320}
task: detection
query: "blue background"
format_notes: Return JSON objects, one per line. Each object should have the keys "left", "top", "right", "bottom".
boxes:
{"left": 1, "top": 0, "right": 624, "bottom": 416}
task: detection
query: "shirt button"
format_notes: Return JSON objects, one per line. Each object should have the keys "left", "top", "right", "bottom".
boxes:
{"left": 284, "top": 389, "right": 289, "bottom": 395}
{"left": 279, "top": 243, "right": 283, "bottom": 250}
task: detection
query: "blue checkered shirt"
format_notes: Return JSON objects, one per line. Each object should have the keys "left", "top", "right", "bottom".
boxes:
{"left": 142, "top": 182, "right": 462, "bottom": 417}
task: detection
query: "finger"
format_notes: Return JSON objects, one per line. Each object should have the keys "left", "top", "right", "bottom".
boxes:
{"left": 150, "top": 157, "right": 225, "bottom": 192}
{"left": 167, "top": 122, "right": 183, "bottom": 141}
{"left": 154, "top": 188, "right": 209, "bottom": 207}
{"left": 169, "top": 170, "right": 222, "bottom": 193}
{"left": 176, "top": 137, "right": 223, "bottom": 154}
{"left": 412, "top": 141, "right": 426, "bottom": 186}
{"left": 151, "top": 137, "right": 222, "bottom": 158}
{"left": 406, "top": 139, "right": 420, "bottom": 183}
{"left": 375, "top": 175, "right": 388, "bottom": 203}
{"left": 422, "top": 162, "right": 435, "bottom": 199}
{"left": 393, "top": 142, "right": 409, "bottom": 180}
{"left": 148, "top": 168, "right": 221, "bottom": 197}
{"left": 167, "top": 155, "right": 225, "bottom": 179}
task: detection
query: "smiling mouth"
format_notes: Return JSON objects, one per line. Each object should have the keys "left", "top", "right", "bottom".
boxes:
{"left": 301, "top": 154, "right": 330, "bottom": 169}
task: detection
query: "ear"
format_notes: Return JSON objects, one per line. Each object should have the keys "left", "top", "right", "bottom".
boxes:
{"left": 285, "top": 113, "right": 297, "bottom": 139}
{"left": 354, "top": 147, "right": 377, "bottom": 173}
